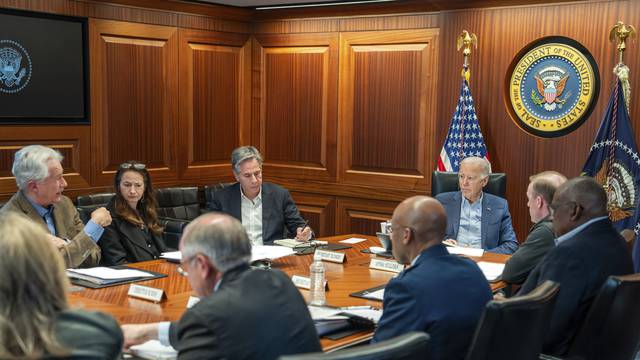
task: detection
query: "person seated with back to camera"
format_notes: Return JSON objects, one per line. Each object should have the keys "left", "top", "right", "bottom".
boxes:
{"left": 0, "top": 212, "right": 123, "bottom": 360}
{"left": 99, "top": 161, "right": 168, "bottom": 265}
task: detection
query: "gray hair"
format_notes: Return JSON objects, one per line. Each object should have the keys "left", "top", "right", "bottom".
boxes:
{"left": 460, "top": 156, "right": 491, "bottom": 179}
{"left": 12, "top": 145, "right": 64, "bottom": 190}
{"left": 181, "top": 213, "right": 252, "bottom": 272}
{"left": 231, "top": 146, "right": 263, "bottom": 174}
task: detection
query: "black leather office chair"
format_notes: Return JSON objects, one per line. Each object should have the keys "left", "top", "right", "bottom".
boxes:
{"left": 431, "top": 171, "right": 507, "bottom": 198}
{"left": 155, "top": 187, "right": 200, "bottom": 221}
{"left": 465, "top": 280, "right": 559, "bottom": 360}
{"left": 203, "top": 182, "right": 233, "bottom": 211}
{"left": 76, "top": 193, "right": 115, "bottom": 224}
{"left": 278, "top": 331, "right": 430, "bottom": 360}
{"left": 561, "top": 274, "right": 640, "bottom": 360}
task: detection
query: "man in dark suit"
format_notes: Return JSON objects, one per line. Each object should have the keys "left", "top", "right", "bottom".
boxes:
{"left": 502, "top": 171, "right": 567, "bottom": 285}
{"left": 0, "top": 145, "right": 112, "bottom": 268}
{"left": 121, "top": 213, "right": 321, "bottom": 360}
{"left": 373, "top": 196, "right": 492, "bottom": 360}
{"left": 518, "top": 176, "right": 633, "bottom": 355}
{"left": 435, "top": 156, "right": 518, "bottom": 254}
{"left": 208, "top": 146, "right": 311, "bottom": 244}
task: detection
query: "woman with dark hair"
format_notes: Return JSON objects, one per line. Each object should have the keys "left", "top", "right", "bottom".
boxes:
{"left": 0, "top": 212, "right": 122, "bottom": 359}
{"left": 99, "top": 161, "right": 167, "bottom": 265}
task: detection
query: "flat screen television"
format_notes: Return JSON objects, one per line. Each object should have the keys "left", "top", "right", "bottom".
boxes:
{"left": 0, "top": 8, "right": 89, "bottom": 124}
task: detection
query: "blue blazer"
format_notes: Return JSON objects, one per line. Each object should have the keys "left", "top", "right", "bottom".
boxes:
{"left": 208, "top": 182, "right": 306, "bottom": 244}
{"left": 373, "top": 244, "right": 492, "bottom": 360}
{"left": 435, "top": 191, "right": 518, "bottom": 254}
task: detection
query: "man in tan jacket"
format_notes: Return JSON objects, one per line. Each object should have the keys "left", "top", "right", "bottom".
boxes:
{"left": 0, "top": 145, "right": 111, "bottom": 268}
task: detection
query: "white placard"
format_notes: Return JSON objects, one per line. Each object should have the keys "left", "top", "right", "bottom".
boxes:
{"left": 128, "top": 284, "right": 165, "bottom": 303}
{"left": 292, "top": 275, "right": 328, "bottom": 290}
{"left": 186, "top": 296, "right": 200, "bottom": 308}
{"left": 369, "top": 258, "right": 405, "bottom": 273}
{"left": 447, "top": 246, "right": 485, "bottom": 257}
{"left": 315, "top": 249, "right": 346, "bottom": 263}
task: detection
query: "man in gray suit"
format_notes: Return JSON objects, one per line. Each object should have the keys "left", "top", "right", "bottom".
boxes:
{"left": 208, "top": 146, "right": 311, "bottom": 244}
{"left": 0, "top": 145, "right": 111, "bottom": 268}
{"left": 121, "top": 213, "right": 321, "bottom": 360}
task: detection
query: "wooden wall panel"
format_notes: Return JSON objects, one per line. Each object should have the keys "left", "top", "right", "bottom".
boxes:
{"left": 290, "top": 192, "right": 336, "bottom": 237}
{"left": 339, "top": 29, "right": 438, "bottom": 190}
{"left": 253, "top": 33, "right": 339, "bottom": 182}
{"left": 336, "top": 197, "right": 398, "bottom": 236}
{"left": 90, "top": 19, "right": 178, "bottom": 185}
{"left": 178, "top": 29, "right": 251, "bottom": 180}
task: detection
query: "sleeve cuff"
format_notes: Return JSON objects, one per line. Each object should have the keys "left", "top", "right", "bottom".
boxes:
{"left": 158, "top": 321, "right": 171, "bottom": 346}
{"left": 84, "top": 220, "right": 105, "bottom": 243}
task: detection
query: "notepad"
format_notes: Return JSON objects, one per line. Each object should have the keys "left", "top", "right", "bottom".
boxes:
{"left": 129, "top": 340, "right": 177, "bottom": 360}
{"left": 66, "top": 267, "right": 154, "bottom": 285}
{"left": 477, "top": 261, "right": 506, "bottom": 281}
{"left": 447, "top": 246, "right": 485, "bottom": 257}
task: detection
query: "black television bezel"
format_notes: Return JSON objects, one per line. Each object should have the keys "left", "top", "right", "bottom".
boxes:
{"left": 0, "top": 8, "right": 90, "bottom": 125}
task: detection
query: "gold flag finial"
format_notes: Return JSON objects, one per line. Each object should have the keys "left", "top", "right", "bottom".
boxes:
{"left": 609, "top": 21, "right": 636, "bottom": 64}
{"left": 457, "top": 30, "right": 477, "bottom": 82}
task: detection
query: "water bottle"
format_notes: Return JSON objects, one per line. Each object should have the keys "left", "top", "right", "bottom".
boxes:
{"left": 309, "top": 252, "right": 326, "bottom": 306}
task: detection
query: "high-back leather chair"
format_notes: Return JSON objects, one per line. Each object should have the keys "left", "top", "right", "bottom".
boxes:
{"left": 563, "top": 274, "right": 640, "bottom": 360}
{"left": 431, "top": 171, "right": 507, "bottom": 198}
{"left": 76, "top": 193, "right": 115, "bottom": 224}
{"left": 278, "top": 331, "right": 430, "bottom": 360}
{"left": 203, "top": 182, "right": 233, "bottom": 211}
{"left": 465, "top": 280, "right": 559, "bottom": 360}
{"left": 155, "top": 187, "right": 200, "bottom": 221}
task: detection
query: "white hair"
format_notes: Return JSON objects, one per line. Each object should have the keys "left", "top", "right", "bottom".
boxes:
{"left": 12, "top": 145, "right": 63, "bottom": 190}
{"left": 460, "top": 156, "right": 491, "bottom": 178}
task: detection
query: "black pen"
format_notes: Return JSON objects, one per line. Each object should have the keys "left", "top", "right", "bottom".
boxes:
{"left": 298, "top": 219, "right": 309, "bottom": 240}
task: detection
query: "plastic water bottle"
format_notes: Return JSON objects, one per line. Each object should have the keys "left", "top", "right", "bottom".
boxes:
{"left": 309, "top": 252, "right": 326, "bottom": 306}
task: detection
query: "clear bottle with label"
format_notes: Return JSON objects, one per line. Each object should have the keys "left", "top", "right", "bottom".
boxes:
{"left": 309, "top": 252, "right": 326, "bottom": 306}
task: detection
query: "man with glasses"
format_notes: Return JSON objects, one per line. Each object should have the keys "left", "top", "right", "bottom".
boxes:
{"left": 518, "top": 176, "right": 633, "bottom": 356}
{"left": 501, "top": 171, "right": 567, "bottom": 285}
{"left": 0, "top": 145, "right": 111, "bottom": 268}
{"left": 208, "top": 146, "right": 311, "bottom": 245}
{"left": 373, "top": 196, "right": 492, "bottom": 360}
{"left": 121, "top": 213, "right": 321, "bottom": 359}
{"left": 436, "top": 156, "right": 518, "bottom": 254}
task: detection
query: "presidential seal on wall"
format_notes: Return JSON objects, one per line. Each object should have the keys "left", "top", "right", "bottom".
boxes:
{"left": 504, "top": 36, "right": 600, "bottom": 138}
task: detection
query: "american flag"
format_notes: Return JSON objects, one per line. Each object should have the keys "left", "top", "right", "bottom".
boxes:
{"left": 437, "top": 76, "right": 490, "bottom": 172}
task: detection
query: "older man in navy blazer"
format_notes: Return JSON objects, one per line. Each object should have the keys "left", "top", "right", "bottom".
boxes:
{"left": 435, "top": 157, "right": 518, "bottom": 254}
{"left": 373, "top": 196, "right": 492, "bottom": 360}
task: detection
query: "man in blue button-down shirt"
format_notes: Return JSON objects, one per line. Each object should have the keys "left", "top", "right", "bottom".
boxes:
{"left": 0, "top": 145, "right": 112, "bottom": 268}
{"left": 436, "top": 156, "right": 518, "bottom": 254}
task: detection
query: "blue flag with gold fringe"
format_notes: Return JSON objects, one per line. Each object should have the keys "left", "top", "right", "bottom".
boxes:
{"left": 582, "top": 79, "right": 640, "bottom": 271}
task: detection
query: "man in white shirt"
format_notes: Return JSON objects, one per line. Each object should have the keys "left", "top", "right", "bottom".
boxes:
{"left": 208, "top": 146, "right": 311, "bottom": 245}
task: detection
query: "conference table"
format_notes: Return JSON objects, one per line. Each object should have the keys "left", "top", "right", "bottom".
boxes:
{"left": 68, "top": 234, "right": 510, "bottom": 352}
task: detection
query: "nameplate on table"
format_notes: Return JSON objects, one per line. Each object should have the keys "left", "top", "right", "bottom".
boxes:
{"left": 315, "top": 249, "right": 345, "bottom": 263}
{"left": 128, "top": 284, "right": 165, "bottom": 303}
{"left": 291, "top": 275, "right": 329, "bottom": 290}
{"left": 369, "top": 258, "right": 405, "bottom": 273}
{"left": 186, "top": 296, "right": 200, "bottom": 308}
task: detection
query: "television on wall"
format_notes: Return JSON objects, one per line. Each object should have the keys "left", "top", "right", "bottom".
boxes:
{"left": 0, "top": 8, "right": 89, "bottom": 124}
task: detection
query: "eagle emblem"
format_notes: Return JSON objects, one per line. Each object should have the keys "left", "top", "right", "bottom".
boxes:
{"left": 0, "top": 40, "right": 31, "bottom": 94}
{"left": 595, "top": 160, "right": 636, "bottom": 222}
{"left": 531, "top": 66, "right": 572, "bottom": 111}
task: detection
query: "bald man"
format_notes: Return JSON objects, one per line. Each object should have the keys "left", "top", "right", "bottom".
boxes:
{"left": 518, "top": 177, "right": 633, "bottom": 356}
{"left": 502, "top": 171, "right": 567, "bottom": 285}
{"left": 373, "top": 196, "right": 492, "bottom": 360}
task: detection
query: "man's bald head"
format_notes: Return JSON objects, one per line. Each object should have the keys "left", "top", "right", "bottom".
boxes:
{"left": 394, "top": 196, "right": 447, "bottom": 244}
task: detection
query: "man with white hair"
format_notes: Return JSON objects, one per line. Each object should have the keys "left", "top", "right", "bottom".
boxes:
{"left": 0, "top": 145, "right": 111, "bottom": 268}
{"left": 435, "top": 156, "right": 518, "bottom": 254}
{"left": 121, "top": 213, "right": 321, "bottom": 360}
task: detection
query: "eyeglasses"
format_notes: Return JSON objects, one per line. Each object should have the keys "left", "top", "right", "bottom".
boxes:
{"left": 120, "top": 162, "right": 146, "bottom": 170}
{"left": 176, "top": 255, "right": 197, "bottom": 277}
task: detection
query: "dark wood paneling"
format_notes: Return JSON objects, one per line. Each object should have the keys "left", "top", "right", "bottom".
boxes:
{"left": 336, "top": 197, "right": 398, "bottom": 236}
{"left": 90, "top": 19, "right": 178, "bottom": 185}
{"left": 253, "top": 33, "right": 339, "bottom": 182}
{"left": 178, "top": 29, "right": 251, "bottom": 180}
{"left": 339, "top": 29, "right": 439, "bottom": 190}
{"left": 290, "top": 192, "right": 336, "bottom": 237}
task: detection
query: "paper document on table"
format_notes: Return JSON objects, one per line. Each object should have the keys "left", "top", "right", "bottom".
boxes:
{"left": 343, "top": 308, "right": 383, "bottom": 323}
{"left": 340, "top": 237, "right": 367, "bottom": 244}
{"left": 160, "top": 251, "right": 181, "bottom": 261}
{"left": 477, "top": 261, "right": 506, "bottom": 281}
{"left": 447, "top": 246, "right": 484, "bottom": 257}
{"left": 251, "top": 245, "right": 294, "bottom": 262}
{"left": 129, "top": 340, "right": 177, "bottom": 360}
{"left": 366, "top": 288, "right": 385, "bottom": 301}
{"left": 67, "top": 267, "right": 154, "bottom": 280}
{"left": 308, "top": 305, "right": 346, "bottom": 320}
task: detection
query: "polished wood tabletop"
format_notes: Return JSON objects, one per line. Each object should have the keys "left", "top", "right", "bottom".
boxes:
{"left": 68, "top": 234, "right": 510, "bottom": 351}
